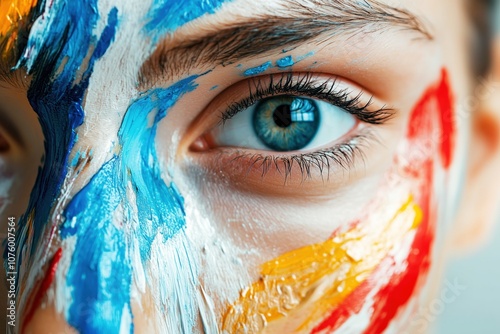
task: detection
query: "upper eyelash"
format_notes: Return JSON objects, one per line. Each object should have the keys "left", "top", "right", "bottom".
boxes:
{"left": 210, "top": 72, "right": 388, "bottom": 182}
{"left": 219, "top": 72, "right": 395, "bottom": 125}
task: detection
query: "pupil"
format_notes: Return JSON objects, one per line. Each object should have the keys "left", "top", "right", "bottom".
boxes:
{"left": 253, "top": 96, "right": 320, "bottom": 152}
{"left": 272, "top": 104, "right": 292, "bottom": 128}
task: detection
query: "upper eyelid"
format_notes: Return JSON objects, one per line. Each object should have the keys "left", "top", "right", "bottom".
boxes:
{"left": 139, "top": 1, "right": 432, "bottom": 87}
{"left": 181, "top": 71, "right": 394, "bottom": 154}
{"left": 218, "top": 72, "right": 395, "bottom": 126}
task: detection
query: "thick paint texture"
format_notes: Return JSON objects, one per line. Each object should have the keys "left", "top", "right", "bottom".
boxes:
{"left": 242, "top": 52, "right": 315, "bottom": 76}
{"left": 5, "top": 0, "right": 237, "bottom": 331}
{"left": 23, "top": 248, "right": 62, "bottom": 329}
{"left": 59, "top": 76, "right": 198, "bottom": 333}
{"left": 145, "top": 0, "right": 230, "bottom": 43}
{"left": 243, "top": 61, "right": 273, "bottom": 76}
{"left": 6, "top": 0, "right": 117, "bottom": 311}
{"left": 0, "top": 0, "right": 38, "bottom": 56}
{"left": 222, "top": 69, "right": 454, "bottom": 333}
{"left": 222, "top": 197, "right": 423, "bottom": 333}
{"left": 359, "top": 69, "right": 454, "bottom": 334}
{"left": 276, "top": 56, "right": 294, "bottom": 68}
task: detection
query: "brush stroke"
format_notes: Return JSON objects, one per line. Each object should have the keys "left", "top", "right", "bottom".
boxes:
{"left": 60, "top": 75, "right": 198, "bottom": 333}
{"left": 222, "top": 69, "right": 452, "bottom": 333}
{"left": 0, "top": 0, "right": 38, "bottom": 56}
{"left": 243, "top": 61, "right": 273, "bottom": 76}
{"left": 145, "top": 0, "right": 231, "bottom": 43}
{"left": 6, "top": 0, "right": 117, "bottom": 304}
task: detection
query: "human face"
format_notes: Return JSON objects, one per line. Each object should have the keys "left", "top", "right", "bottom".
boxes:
{"left": 0, "top": 0, "right": 489, "bottom": 333}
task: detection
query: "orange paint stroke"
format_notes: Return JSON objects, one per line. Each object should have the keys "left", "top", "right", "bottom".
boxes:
{"left": 221, "top": 196, "right": 422, "bottom": 333}
{"left": 0, "top": 0, "right": 38, "bottom": 55}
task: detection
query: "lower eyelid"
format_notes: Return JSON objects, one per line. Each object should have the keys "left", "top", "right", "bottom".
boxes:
{"left": 187, "top": 128, "right": 376, "bottom": 196}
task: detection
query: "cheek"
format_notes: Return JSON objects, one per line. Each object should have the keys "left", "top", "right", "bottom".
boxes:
{"left": 217, "top": 68, "right": 454, "bottom": 333}
{"left": 0, "top": 136, "right": 43, "bottom": 221}
{"left": 0, "top": 158, "right": 14, "bottom": 208}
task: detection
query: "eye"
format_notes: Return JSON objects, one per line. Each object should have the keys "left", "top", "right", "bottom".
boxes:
{"left": 188, "top": 72, "right": 393, "bottom": 184}
{"left": 209, "top": 95, "right": 356, "bottom": 152}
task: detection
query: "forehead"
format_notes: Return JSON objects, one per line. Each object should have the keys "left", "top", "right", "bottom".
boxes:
{"left": 1, "top": 0, "right": 469, "bottom": 94}
{"left": 1, "top": 0, "right": 446, "bottom": 56}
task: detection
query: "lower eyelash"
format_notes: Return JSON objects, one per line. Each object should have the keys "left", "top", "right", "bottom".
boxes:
{"left": 220, "top": 129, "right": 375, "bottom": 183}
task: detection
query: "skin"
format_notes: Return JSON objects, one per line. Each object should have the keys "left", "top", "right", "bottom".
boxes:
{"left": 1, "top": 0, "right": 500, "bottom": 333}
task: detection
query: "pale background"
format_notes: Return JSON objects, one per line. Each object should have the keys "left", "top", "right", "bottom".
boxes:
{"left": 435, "top": 6, "right": 500, "bottom": 333}
{"left": 436, "top": 216, "right": 500, "bottom": 333}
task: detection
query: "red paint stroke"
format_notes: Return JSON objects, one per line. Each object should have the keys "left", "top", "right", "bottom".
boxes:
{"left": 437, "top": 70, "right": 455, "bottom": 169}
{"left": 22, "top": 248, "right": 63, "bottom": 329}
{"left": 311, "top": 162, "right": 435, "bottom": 334}
{"left": 409, "top": 69, "right": 455, "bottom": 169}
{"left": 311, "top": 69, "right": 453, "bottom": 333}
{"left": 363, "top": 160, "right": 434, "bottom": 334}
{"left": 310, "top": 270, "right": 375, "bottom": 333}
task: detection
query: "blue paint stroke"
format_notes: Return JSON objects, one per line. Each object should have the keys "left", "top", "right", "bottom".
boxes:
{"left": 60, "top": 76, "right": 198, "bottom": 333}
{"left": 7, "top": 0, "right": 229, "bottom": 331}
{"left": 296, "top": 51, "right": 315, "bottom": 62}
{"left": 275, "top": 52, "right": 315, "bottom": 69}
{"left": 145, "top": 0, "right": 230, "bottom": 43}
{"left": 6, "top": 0, "right": 116, "bottom": 276}
{"left": 276, "top": 55, "right": 293, "bottom": 68}
{"left": 5, "top": 3, "right": 120, "bottom": 333}
{"left": 210, "top": 85, "right": 218, "bottom": 91}
{"left": 243, "top": 61, "right": 272, "bottom": 76}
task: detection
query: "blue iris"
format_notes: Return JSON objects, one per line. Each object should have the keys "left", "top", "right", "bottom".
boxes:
{"left": 252, "top": 96, "right": 320, "bottom": 151}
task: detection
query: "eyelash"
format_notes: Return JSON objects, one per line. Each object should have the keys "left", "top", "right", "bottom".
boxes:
{"left": 220, "top": 131, "right": 375, "bottom": 182}
{"left": 220, "top": 72, "right": 394, "bottom": 125}
{"left": 213, "top": 72, "right": 392, "bottom": 181}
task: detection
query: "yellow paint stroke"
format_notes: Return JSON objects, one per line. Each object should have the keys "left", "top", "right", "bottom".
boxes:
{"left": 0, "top": 0, "right": 38, "bottom": 55}
{"left": 222, "top": 195, "right": 422, "bottom": 333}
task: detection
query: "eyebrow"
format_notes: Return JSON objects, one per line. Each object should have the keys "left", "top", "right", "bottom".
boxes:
{"left": 140, "top": 0, "right": 432, "bottom": 85}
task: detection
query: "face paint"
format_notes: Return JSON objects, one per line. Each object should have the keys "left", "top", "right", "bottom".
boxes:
{"left": 221, "top": 68, "right": 454, "bottom": 333}
{"left": 59, "top": 76, "right": 198, "bottom": 333}
{"left": 276, "top": 55, "right": 294, "bottom": 68}
{"left": 4, "top": 0, "right": 455, "bottom": 332}
{"left": 0, "top": 0, "right": 38, "bottom": 56}
{"left": 243, "top": 61, "right": 273, "bottom": 76}
{"left": 242, "top": 52, "right": 315, "bottom": 76}
{"left": 23, "top": 247, "right": 62, "bottom": 327}
{"left": 407, "top": 69, "right": 455, "bottom": 171}
{"left": 10, "top": 2, "right": 117, "bottom": 322}
{"left": 437, "top": 71, "right": 455, "bottom": 169}
{"left": 223, "top": 196, "right": 423, "bottom": 333}
{"left": 145, "top": 0, "right": 230, "bottom": 43}
{"left": 7, "top": 0, "right": 231, "bottom": 332}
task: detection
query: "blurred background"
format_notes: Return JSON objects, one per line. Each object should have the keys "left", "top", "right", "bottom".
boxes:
{"left": 435, "top": 3, "right": 500, "bottom": 333}
{"left": 436, "top": 217, "right": 500, "bottom": 333}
